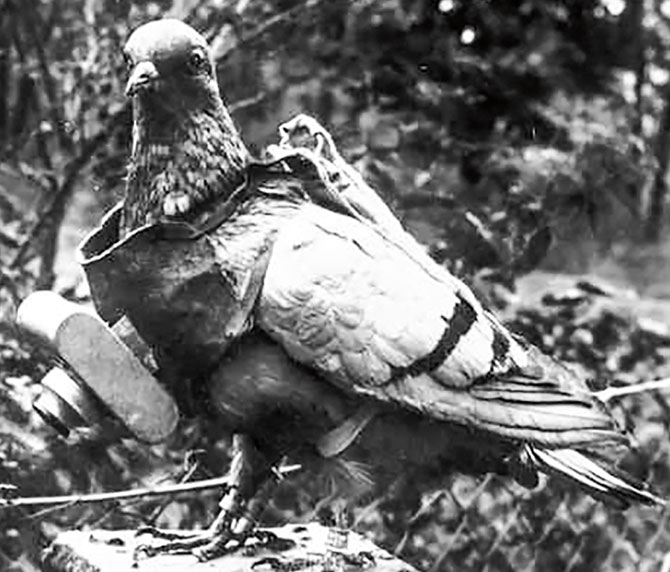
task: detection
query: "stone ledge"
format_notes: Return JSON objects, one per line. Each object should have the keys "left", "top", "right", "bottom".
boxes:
{"left": 42, "top": 523, "right": 418, "bottom": 572}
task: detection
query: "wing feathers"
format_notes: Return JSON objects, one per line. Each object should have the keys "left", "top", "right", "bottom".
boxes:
{"left": 527, "top": 446, "right": 664, "bottom": 507}
{"left": 470, "top": 381, "right": 591, "bottom": 405}
{"left": 387, "top": 293, "right": 477, "bottom": 385}
{"left": 259, "top": 203, "right": 625, "bottom": 450}
{"left": 361, "top": 372, "right": 620, "bottom": 447}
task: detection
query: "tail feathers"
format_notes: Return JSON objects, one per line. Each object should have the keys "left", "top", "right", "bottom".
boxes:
{"left": 314, "top": 456, "right": 375, "bottom": 499}
{"left": 526, "top": 445, "right": 665, "bottom": 508}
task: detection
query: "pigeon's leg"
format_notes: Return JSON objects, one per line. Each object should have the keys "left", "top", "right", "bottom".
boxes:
{"left": 194, "top": 460, "right": 279, "bottom": 561}
{"left": 134, "top": 433, "right": 278, "bottom": 562}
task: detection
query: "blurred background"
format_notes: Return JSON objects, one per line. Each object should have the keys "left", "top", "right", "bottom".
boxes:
{"left": 4, "top": 0, "right": 670, "bottom": 570}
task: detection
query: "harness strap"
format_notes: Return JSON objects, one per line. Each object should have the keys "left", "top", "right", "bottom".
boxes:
{"left": 152, "top": 160, "right": 307, "bottom": 242}
{"left": 316, "top": 406, "right": 378, "bottom": 458}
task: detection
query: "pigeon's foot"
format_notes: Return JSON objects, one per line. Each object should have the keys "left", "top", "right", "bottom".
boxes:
{"left": 133, "top": 526, "right": 212, "bottom": 560}
{"left": 132, "top": 435, "right": 281, "bottom": 563}
{"left": 133, "top": 526, "right": 283, "bottom": 562}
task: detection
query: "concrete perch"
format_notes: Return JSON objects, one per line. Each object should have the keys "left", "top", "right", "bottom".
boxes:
{"left": 42, "top": 523, "right": 418, "bottom": 572}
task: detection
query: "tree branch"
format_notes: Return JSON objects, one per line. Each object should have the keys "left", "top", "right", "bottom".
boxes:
{"left": 21, "top": 0, "right": 71, "bottom": 152}
{"left": 10, "top": 102, "right": 130, "bottom": 269}
{"left": 631, "top": 0, "right": 645, "bottom": 137}
{"left": 229, "top": 91, "right": 270, "bottom": 114}
{"left": 216, "top": 0, "right": 328, "bottom": 63}
{"left": 645, "top": 81, "right": 670, "bottom": 241}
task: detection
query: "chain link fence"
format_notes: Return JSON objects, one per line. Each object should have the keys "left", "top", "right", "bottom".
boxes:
{"left": 343, "top": 284, "right": 670, "bottom": 572}
{"left": 0, "top": 265, "right": 669, "bottom": 572}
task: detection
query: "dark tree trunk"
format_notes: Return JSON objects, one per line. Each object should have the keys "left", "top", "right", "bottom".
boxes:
{"left": 0, "top": 7, "right": 9, "bottom": 144}
{"left": 630, "top": 0, "right": 645, "bottom": 137}
{"left": 645, "top": 82, "right": 670, "bottom": 241}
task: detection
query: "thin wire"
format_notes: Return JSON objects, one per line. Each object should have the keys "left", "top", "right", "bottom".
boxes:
{"left": 1, "top": 475, "right": 232, "bottom": 509}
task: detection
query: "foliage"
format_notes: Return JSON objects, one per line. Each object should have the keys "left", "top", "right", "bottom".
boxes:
{"left": 0, "top": 0, "right": 665, "bottom": 290}
{"left": 1, "top": 0, "right": 670, "bottom": 571}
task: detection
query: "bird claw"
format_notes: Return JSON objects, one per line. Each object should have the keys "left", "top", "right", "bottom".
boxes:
{"left": 134, "top": 526, "right": 185, "bottom": 541}
{"left": 132, "top": 526, "right": 287, "bottom": 563}
{"left": 133, "top": 527, "right": 213, "bottom": 561}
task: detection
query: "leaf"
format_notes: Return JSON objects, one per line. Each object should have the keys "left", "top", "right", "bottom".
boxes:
{"left": 513, "top": 225, "right": 552, "bottom": 274}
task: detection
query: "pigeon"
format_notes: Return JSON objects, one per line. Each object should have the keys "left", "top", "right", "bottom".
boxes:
{"left": 115, "top": 19, "right": 664, "bottom": 561}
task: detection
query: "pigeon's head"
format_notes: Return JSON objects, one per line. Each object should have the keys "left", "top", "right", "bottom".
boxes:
{"left": 124, "top": 20, "right": 221, "bottom": 114}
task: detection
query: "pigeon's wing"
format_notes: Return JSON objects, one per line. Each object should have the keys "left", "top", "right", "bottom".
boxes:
{"left": 257, "top": 203, "right": 623, "bottom": 449}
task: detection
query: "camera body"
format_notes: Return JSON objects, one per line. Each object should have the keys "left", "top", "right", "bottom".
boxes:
{"left": 17, "top": 291, "right": 178, "bottom": 444}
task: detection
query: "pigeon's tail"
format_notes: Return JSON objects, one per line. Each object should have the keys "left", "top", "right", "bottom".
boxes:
{"left": 526, "top": 445, "right": 665, "bottom": 508}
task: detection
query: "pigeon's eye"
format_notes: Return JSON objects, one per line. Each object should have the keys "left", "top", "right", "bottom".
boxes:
{"left": 187, "top": 51, "right": 208, "bottom": 74}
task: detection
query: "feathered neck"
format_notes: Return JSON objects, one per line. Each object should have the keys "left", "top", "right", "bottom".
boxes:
{"left": 120, "top": 97, "right": 251, "bottom": 237}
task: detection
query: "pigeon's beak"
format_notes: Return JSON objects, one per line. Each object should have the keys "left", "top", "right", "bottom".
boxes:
{"left": 125, "top": 61, "right": 160, "bottom": 97}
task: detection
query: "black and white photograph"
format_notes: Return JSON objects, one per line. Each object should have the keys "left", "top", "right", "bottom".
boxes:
{"left": 0, "top": 1, "right": 669, "bottom": 570}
